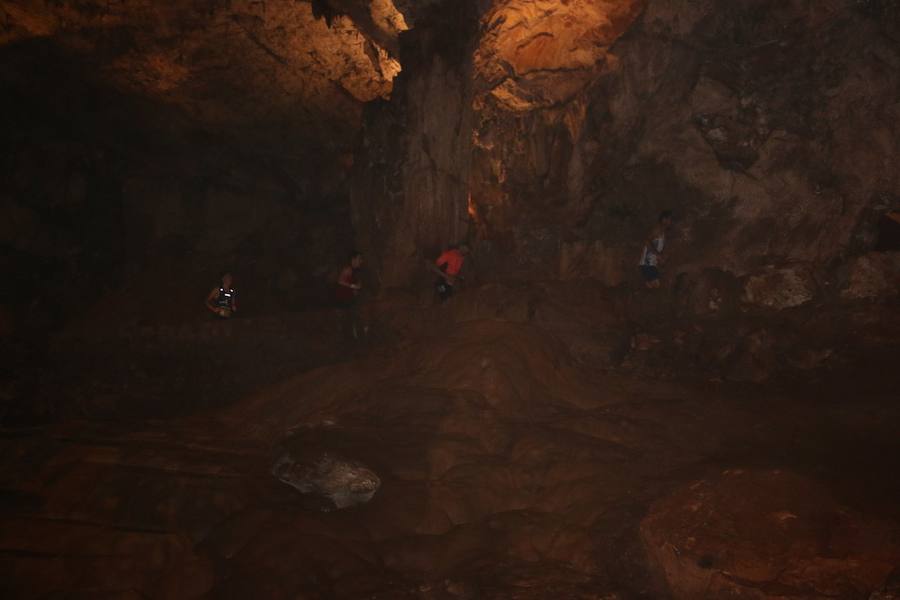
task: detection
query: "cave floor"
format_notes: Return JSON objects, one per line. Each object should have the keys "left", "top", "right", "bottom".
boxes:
{"left": 1, "top": 293, "right": 898, "bottom": 599}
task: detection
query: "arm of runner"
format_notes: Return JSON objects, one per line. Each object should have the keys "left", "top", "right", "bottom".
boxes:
{"left": 429, "top": 260, "right": 452, "bottom": 281}
{"left": 205, "top": 288, "right": 219, "bottom": 313}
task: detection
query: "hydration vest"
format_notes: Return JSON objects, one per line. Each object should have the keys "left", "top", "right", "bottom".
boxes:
{"left": 639, "top": 235, "right": 665, "bottom": 267}
{"left": 215, "top": 287, "right": 236, "bottom": 309}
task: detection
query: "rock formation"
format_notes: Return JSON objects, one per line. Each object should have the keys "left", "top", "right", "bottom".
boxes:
{"left": 641, "top": 469, "right": 900, "bottom": 599}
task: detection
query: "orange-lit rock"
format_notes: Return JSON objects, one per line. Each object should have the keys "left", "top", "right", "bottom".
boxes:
{"left": 1, "top": 0, "right": 402, "bottom": 143}
{"left": 475, "top": 0, "right": 645, "bottom": 110}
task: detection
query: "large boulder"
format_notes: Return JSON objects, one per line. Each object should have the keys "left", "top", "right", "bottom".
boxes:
{"left": 641, "top": 469, "right": 900, "bottom": 600}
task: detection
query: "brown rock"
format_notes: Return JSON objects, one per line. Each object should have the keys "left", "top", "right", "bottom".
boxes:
{"left": 641, "top": 469, "right": 900, "bottom": 600}
{"left": 841, "top": 253, "right": 900, "bottom": 300}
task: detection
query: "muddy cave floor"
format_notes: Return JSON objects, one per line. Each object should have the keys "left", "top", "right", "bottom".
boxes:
{"left": 1, "top": 282, "right": 899, "bottom": 599}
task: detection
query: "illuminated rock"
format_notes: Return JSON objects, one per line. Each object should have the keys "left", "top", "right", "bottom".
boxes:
{"left": 272, "top": 450, "right": 381, "bottom": 510}
{"left": 1, "top": 0, "right": 404, "bottom": 145}
{"left": 475, "top": 0, "right": 645, "bottom": 111}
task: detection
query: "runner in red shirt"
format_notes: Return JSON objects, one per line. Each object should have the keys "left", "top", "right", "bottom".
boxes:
{"left": 335, "top": 251, "right": 363, "bottom": 305}
{"left": 335, "top": 251, "right": 365, "bottom": 339}
{"left": 431, "top": 243, "right": 469, "bottom": 302}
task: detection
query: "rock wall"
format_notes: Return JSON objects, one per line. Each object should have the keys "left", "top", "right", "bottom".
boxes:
{"left": 353, "top": 0, "right": 899, "bottom": 303}
{"left": 0, "top": 64, "right": 354, "bottom": 335}
{"left": 465, "top": 0, "right": 900, "bottom": 294}
{"left": 351, "top": 1, "right": 481, "bottom": 288}
{"left": 4, "top": 0, "right": 899, "bottom": 319}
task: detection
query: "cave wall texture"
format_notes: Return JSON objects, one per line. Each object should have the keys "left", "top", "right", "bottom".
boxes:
{"left": 354, "top": 0, "right": 900, "bottom": 302}
{"left": 2, "top": 0, "right": 899, "bottom": 329}
{"left": 468, "top": 0, "right": 900, "bottom": 287}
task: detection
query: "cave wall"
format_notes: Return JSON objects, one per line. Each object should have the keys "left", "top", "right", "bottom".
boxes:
{"left": 467, "top": 0, "right": 900, "bottom": 295}
{"left": 0, "top": 58, "right": 352, "bottom": 337}
{"left": 4, "top": 0, "right": 899, "bottom": 326}
{"left": 351, "top": 0, "right": 481, "bottom": 288}
{"left": 355, "top": 0, "right": 898, "bottom": 303}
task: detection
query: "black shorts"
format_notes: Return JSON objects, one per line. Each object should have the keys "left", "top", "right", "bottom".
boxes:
{"left": 640, "top": 265, "right": 660, "bottom": 282}
{"left": 335, "top": 297, "right": 357, "bottom": 310}
{"left": 435, "top": 279, "right": 455, "bottom": 301}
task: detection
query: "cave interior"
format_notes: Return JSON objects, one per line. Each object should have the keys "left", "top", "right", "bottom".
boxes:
{"left": 1, "top": 0, "right": 899, "bottom": 598}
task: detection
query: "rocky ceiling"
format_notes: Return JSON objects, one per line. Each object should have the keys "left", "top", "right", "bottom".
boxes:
{"left": 475, "top": 0, "right": 646, "bottom": 111}
{"left": 1, "top": 0, "right": 654, "bottom": 150}
{"left": 1, "top": 0, "right": 407, "bottom": 150}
